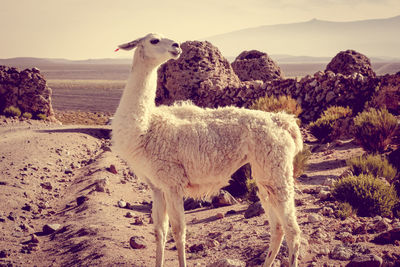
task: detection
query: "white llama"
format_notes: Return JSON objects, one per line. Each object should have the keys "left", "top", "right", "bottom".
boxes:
{"left": 112, "top": 33, "right": 302, "bottom": 267}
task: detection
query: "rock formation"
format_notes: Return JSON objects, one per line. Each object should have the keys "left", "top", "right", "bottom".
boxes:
{"left": 231, "top": 50, "right": 282, "bottom": 82}
{"left": 0, "top": 66, "right": 56, "bottom": 120}
{"left": 157, "top": 44, "right": 381, "bottom": 123}
{"left": 325, "top": 49, "right": 376, "bottom": 77}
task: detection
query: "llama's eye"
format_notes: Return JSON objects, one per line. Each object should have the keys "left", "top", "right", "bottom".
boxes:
{"left": 150, "top": 39, "right": 160, "bottom": 45}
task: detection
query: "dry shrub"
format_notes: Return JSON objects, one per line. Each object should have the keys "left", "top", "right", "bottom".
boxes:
{"left": 347, "top": 154, "right": 397, "bottom": 183}
{"left": 332, "top": 174, "right": 399, "bottom": 217}
{"left": 293, "top": 145, "right": 311, "bottom": 179}
{"left": 250, "top": 95, "right": 302, "bottom": 117}
{"left": 353, "top": 108, "right": 398, "bottom": 153}
{"left": 3, "top": 106, "right": 21, "bottom": 117}
{"left": 309, "top": 106, "right": 352, "bottom": 142}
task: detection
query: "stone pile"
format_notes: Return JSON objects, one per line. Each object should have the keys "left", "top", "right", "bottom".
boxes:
{"left": 231, "top": 50, "right": 282, "bottom": 82}
{"left": 0, "top": 65, "right": 56, "bottom": 120}
{"left": 325, "top": 49, "right": 376, "bottom": 77}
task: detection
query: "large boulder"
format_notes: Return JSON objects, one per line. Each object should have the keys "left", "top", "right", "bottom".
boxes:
{"left": 231, "top": 50, "right": 282, "bottom": 82}
{"left": 0, "top": 65, "right": 56, "bottom": 120}
{"left": 325, "top": 50, "right": 376, "bottom": 77}
{"left": 156, "top": 40, "right": 242, "bottom": 108}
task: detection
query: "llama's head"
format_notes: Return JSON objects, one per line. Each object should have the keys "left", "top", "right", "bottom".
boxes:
{"left": 117, "top": 33, "right": 181, "bottom": 66}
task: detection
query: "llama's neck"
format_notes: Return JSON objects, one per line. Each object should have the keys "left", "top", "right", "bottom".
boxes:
{"left": 116, "top": 53, "right": 158, "bottom": 132}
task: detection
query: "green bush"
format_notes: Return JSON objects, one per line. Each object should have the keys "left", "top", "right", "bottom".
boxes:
{"left": 3, "top": 106, "right": 21, "bottom": 117}
{"left": 332, "top": 174, "right": 399, "bottom": 217}
{"left": 36, "top": 113, "right": 47, "bottom": 120}
{"left": 22, "top": 112, "right": 32, "bottom": 119}
{"left": 293, "top": 145, "right": 311, "bottom": 178}
{"left": 250, "top": 95, "right": 302, "bottom": 117}
{"left": 353, "top": 108, "right": 398, "bottom": 153}
{"left": 334, "top": 202, "right": 356, "bottom": 220}
{"left": 309, "top": 106, "right": 352, "bottom": 142}
{"left": 347, "top": 154, "right": 397, "bottom": 183}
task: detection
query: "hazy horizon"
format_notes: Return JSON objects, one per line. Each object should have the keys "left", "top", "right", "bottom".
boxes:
{"left": 1, "top": 0, "right": 400, "bottom": 60}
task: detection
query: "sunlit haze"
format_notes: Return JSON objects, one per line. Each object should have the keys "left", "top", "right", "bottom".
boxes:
{"left": 1, "top": 0, "right": 399, "bottom": 59}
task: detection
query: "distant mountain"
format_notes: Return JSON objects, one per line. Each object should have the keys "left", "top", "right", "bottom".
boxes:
{"left": 0, "top": 57, "right": 131, "bottom": 67}
{"left": 205, "top": 15, "right": 400, "bottom": 59}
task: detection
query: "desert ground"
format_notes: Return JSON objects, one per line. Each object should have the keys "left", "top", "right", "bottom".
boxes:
{"left": 1, "top": 62, "right": 400, "bottom": 266}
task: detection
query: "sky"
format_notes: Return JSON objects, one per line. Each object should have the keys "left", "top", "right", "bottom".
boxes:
{"left": 0, "top": 0, "right": 399, "bottom": 60}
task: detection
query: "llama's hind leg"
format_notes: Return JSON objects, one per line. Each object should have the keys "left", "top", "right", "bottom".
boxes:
{"left": 152, "top": 188, "right": 169, "bottom": 267}
{"left": 164, "top": 190, "right": 186, "bottom": 267}
{"left": 258, "top": 190, "right": 284, "bottom": 267}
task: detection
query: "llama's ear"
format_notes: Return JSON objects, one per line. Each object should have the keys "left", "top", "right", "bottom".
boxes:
{"left": 117, "top": 37, "right": 143, "bottom": 51}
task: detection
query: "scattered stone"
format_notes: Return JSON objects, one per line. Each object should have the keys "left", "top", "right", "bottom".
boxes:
{"left": 7, "top": 212, "right": 16, "bottom": 221}
{"left": 372, "top": 227, "right": 400, "bottom": 245}
{"left": 346, "top": 254, "right": 383, "bottom": 267}
{"left": 207, "top": 258, "right": 246, "bottom": 267}
{"left": 336, "top": 232, "right": 355, "bottom": 243}
{"left": 0, "top": 250, "right": 8, "bottom": 258}
{"left": 42, "top": 223, "right": 61, "bottom": 235}
{"left": 244, "top": 201, "right": 265, "bottom": 219}
{"left": 118, "top": 200, "right": 127, "bottom": 208}
{"left": 125, "top": 212, "right": 134, "bottom": 218}
{"left": 76, "top": 196, "right": 89, "bottom": 206}
{"left": 189, "top": 243, "right": 205, "bottom": 253}
{"left": 307, "top": 213, "right": 322, "bottom": 223}
{"left": 215, "top": 213, "right": 224, "bottom": 219}
{"left": 132, "top": 217, "right": 144, "bottom": 225}
{"left": 205, "top": 239, "right": 220, "bottom": 248}
{"left": 64, "top": 168, "right": 73, "bottom": 175}
{"left": 373, "top": 219, "right": 390, "bottom": 233}
{"left": 129, "top": 236, "right": 146, "bottom": 249}
{"left": 317, "top": 190, "right": 331, "bottom": 200}
{"left": 108, "top": 164, "right": 118, "bottom": 174}
{"left": 330, "top": 244, "right": 354, "bottom": 261}
{"left": 321, "top": 207, "right": 334, "bottom": 216}
{"left": 40, "top": 182, "right": 53, "bottom": 190}
{"left": 29, "top": 234, "right": 39, "bottom": 244}
{"left": 21, "top": 203, "right": 32, "bottom": 212}
{"left": 212, "top": 190, "right": 238, "bottom": 208}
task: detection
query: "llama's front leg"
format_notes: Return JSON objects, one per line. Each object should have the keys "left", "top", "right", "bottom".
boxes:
{"left": 152, "top": 188, "right": 169, "bottom": 267}
{"left": 165, "top": 190, "right": 186, "bottom": 267}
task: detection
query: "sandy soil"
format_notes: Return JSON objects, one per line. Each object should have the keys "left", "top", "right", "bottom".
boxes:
{"left": 0, "top": 118, "right": 399, "bottom": 267}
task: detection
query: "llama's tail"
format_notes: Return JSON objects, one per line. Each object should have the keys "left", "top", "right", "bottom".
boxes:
{"left": 274, "top": 113, "right": 303, "bottom": 155}
{"left": 287, "top": 120, "right": 303, "bottom": 155}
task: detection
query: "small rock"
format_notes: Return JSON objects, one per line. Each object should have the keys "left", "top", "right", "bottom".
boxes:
{"left": 30, "top": 234, "right": 39, "bottom": 243}
{"left": 207, "top": 258, "right": 246, "bottom": 267}
{"left": 308, "top": 214, "right": 322, "bottom": 223}
{"left": 226, "top": 210, "right": 237, "bottom": 215}
{"left": 108, "top": 164, "right": 118, "bottom": 174}
{"left": 22, "top": 203, "right": 32, "bottom": 212}
{"left": 318, "top": 190, "right": 331, "bottom": 200}
{"left": 64, "top": 168, "right": 73, "bottom": 175}
{"left": 346, "top": 254, "right": 383, "bottom": 267}
{"left": 132, "top": 217, "right": 144, "bottom": 225}
{"left": 374, "top": 219, "right": 390, "bottom": 233}
{"left": 321, "top": 207, "right": 334, "bottom": 216}
{"left": 330, "top": 244, "right": 354, "bottom": 260}
{"left": 42, "top": 223, "right": 61, "bottom": 235}
{"left": 244, "top": 201, "right": 265, "bottom": 219}
{"left": 184, "top": 197, "right": 202, "bottom": 211}
{"left": 40, "top": 182, "right": 53, "bottom": 190}
{"left": 189, "top": 243, "right": 205, "bottom": 253}
{"left": 125, "top": 212, "right": 134, "bottom": 218}
{"left": 215, "top": 213, "right": 224, "bottom": 219}
{"left": 205, "top": 239, "right": 220, "bottom": 248}
{"left": 118, "top": 200, "right": 127, "bottom": 208}
{"left": 212, "top": 190, "right": 238, "bottom": 208}
{"left": 76, "top": 196, "right": 89, "bottom": 206}
{"left": 129, "top": 236, "right": 146, "bottom": 249}
{"left": 372, "top": 227, "right": 400, "bottom": 244}
{"left": 336, "top": 232, "right": 355, "bottom": 243}
{"left": 0, "top": 250, "right": 8, "bottom": 258}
